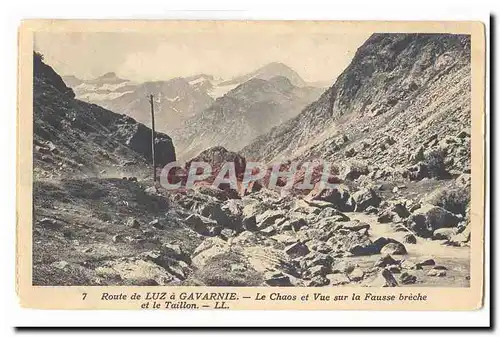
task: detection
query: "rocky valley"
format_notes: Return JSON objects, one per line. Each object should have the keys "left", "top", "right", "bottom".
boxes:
{"left": 33, "top": 33, "right": 471, "bottom": 288}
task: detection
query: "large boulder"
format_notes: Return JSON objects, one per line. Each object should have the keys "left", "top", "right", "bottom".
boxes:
{"left": 114, "top": 123, "right": 176, "bottom": 166}
{"left": 407, "top": 204, "right": 462, "bottom": 238}
{"left": 405, "top": 162, "right": 429, "bottom": 181}
{"left": 432, "top": 228, "right": 458, "bottom": 240}
{"left": 256, "top": 209, "right": 287, "bottom": 230}
{"left": 185, "top": 146, "right": 247, "bottom": 180}
{"left": 306, "top": 183, "right": 355, "bottom": 212}
{"left": 380, "top": 242, "right": 407, "bottom": 255}
{"left": 448, "top": 224, "right": 471, "bottom": 246}
{"left": 191, "top": 237, "right": 229, "bottom": 268}
{"left": 352, "top": 187, "right": 381, "bottom": 212}
{"left": 341, "top": 161, "right": 369, "bottom": 181}
{"left": 185, "top": 214, "right": 221, "bottom": 236}
{"left": 349, "top": 237, "right": 403, "bottom": 256}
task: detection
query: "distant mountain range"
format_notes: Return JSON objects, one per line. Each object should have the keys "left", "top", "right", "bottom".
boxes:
{"left": 241, "top": 34, "right": 472, "bottom": 176}
{"left": 62, "top": 63, "right": 326, "bottom": 159}
{"left": 172, "top": 75, "right": 323, "bottom": 160}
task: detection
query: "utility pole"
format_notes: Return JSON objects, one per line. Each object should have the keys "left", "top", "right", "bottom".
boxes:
{"left": 149, "top": 94, "right": 156, "bottom": 182}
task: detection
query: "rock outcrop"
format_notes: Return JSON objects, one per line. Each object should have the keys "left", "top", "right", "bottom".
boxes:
{"left": 33, "top": 52, "right": 176, "bottom": 179}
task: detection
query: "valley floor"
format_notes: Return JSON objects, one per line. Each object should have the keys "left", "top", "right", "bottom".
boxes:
{"left": 347, "top": 212, "right": 470, "bottom": 287}
{"left": 32, "top": 176, "right": 470, "bottom": 288}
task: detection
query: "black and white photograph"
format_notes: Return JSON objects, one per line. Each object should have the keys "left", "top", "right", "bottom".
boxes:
{"left": 31, "top": 26, "right": 476, "bottom": 289}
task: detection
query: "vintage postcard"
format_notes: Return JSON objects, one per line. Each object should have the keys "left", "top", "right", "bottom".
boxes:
{"left": 17, "top": 20, "right": 485, "bottom": 311}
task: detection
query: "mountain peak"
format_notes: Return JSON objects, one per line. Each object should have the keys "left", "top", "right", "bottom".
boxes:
{"left": 88, "top": 72, "right": 127, "bottom": 85}
{"left": 219, "top": 62, "right": 306, "bottom": 88}
{"left": 99, "top": 72, "right": 119, "bottom": 79}
{"left": 252, "top": 62, "right": 306, "bottom": 87}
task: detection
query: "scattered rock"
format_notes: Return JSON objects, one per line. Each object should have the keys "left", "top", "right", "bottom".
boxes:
{"left": 289, "top": 218, "right": 307, "bottom": 232}
{"left": 112, "top": 234, "right": 126, "bottom": 243}
{"left": 402, "top": 233, "right": 417, "bottom": 244}
{"left": 391, "top": 202, "right": 411, "bottom": 218}
{"left": 260, "top": 226, "right": 277, "bottom": 236}
{"left": 375, "top": 269, "right": 399, "bottom": 287}
{"left": 347, "top": 268, "right": 364, "bottom": 282}
{"left": 386, "top": 265, "right": 401, "bottom": 274}
{"left": 364, "top": 206, "right": 379, "bottom": 215}
{"left": 185, "top": 214, "right": 221, "bottom": 236}
{"left": 305, "top": 276, "right": 330, "bottom": 287}
{"left": 51, "top": 261, "right": 69, "bottom": 269}
{"left": 126, "top": 217, "right": 141, "bottom": 229}
{"left": 38, "top": 217, "right": 63, "bottom": 230}
{"left": 149, "top": 219, "right": 164, "bottom": 230}
{"left": 306, "top": 184, "right": 354, "bottom": 212}
{"left": 345, "top": 147, "right": 356, "bottom": 158}
{"left": 374, "top": 254, "right": 398, "bottom": 267}
{"left": 342, "top": 161, "right": 369, "bottom": 181}
{"left": 340, "top": 221, "right": 370, "bottom": 232}
{"left": 427, "top": 269, "right": 447, "bottom": 277}
{"left": 400, "top": 260, "right": 422, "bottom": 270}
{"left": 161, "top": 243, "right": 189, "bottom": 263}
{"left": 448, "top": 230, "right": 471, "bottom": 246}
{"left": 242, "top": 215, "right": 257, "bottom": 231}
{"left": 352, "top": 187, "right": 382, "bottom": 212}
{"left": 191, "top": 237, "right": 228, "bottom": 268}
{"left": 380, "top": 242, "right": 407, "bottom": 255}
{"left": 318, "top": 207, "right": 350, "bottom": 221}
{"left": 264, "top": 271, "right": 292, "bottom": 286}
{"left": 417, "top": 258, "right": 436, "bottom": 267}
{"left": 304, "top": 265, "right": 329, "bottom": 279}
{"left": 433, "top": 228, "right": 458, "bottom": 240}
{"left": 256, "top": 210, "right": 287, "bottom": 230}
{"left": 284, "top": 242, "right": 310, "bottom": 258}
{"left": 377, "top": 211, "right": 394, "bottom": 223}
{"left": 326, "top": 273, "right": 350, "bottom": 286}
{"left": 408, "top": 204, "right": 462, "bottom": 238}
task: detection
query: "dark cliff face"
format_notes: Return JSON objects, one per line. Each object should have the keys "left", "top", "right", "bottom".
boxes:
{"left": 33, "top": 52, "right": 176, "bottom": 178}
{"left": 240, "top": 33, "right": 471, "bottom": 168}
{"left": 327, "top": 33, "right": 470, "bottom": 120}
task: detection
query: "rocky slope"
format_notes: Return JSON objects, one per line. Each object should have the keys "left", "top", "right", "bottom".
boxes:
{"left": 241, "top": 33, "right": 471, "bottom": 173}
{"left": 173, "top": 76, "right": 323, "bottom": 160}
{"left": 33, "top": 52, "right": 176, "bottom": 180}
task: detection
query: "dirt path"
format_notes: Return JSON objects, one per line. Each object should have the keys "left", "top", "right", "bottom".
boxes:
{"left": 346, "top": 212, "right": 470, "bottom": 287}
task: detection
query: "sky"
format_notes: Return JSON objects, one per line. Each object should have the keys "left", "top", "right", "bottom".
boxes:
{"left": 34, "top": 26, "right": 371, "bottom": 84}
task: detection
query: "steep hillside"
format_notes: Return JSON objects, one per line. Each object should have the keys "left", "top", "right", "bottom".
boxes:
{"left": 96, "top": 78, "right": 214, "bottom": 133}
{"left": 241, "top": 33, "right": 471, "bottom": 177}
{"left": 173, "top": 76, "right": 323, "bottom": 160}
{"left": 62, "top": 62, "right": 320, "bottom": 139}
{"left": 33, "top": 52, "right": 176, "bottom": 180}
